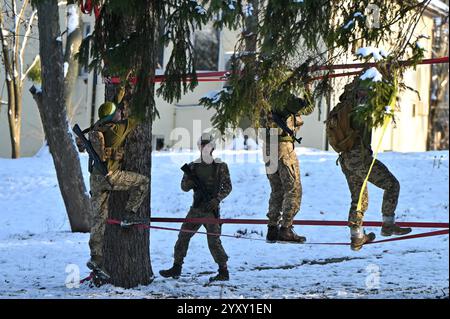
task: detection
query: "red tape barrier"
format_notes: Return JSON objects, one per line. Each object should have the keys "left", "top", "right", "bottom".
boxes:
{"left": 80, "top": 0, "right": 101, "bottom": 19}
{"left": 108, "top": 56, "right": 449, "bottom": 84}
{"left": 310, "top": 56, "right": 450, "bottom": 72}
{"left": 148, "top": 217, "right": 449, "bottom": 229}
{"left": 107, "top": 219, "right": 267, "bottom": 242}
{"left": 80, "top": 273, "right": 93, "bottom": 284}
{"left": 81, "top": 221, "right": 448, "bottom": 284}
{"left": 106, "top": 218, "right": 449, "bottom": 246}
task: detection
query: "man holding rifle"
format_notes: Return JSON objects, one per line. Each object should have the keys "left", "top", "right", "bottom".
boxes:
{"left": 263, "top": 87, "right": 315, "bottom": 244}
{"left": 160, "top": 133, "right": 232, "bottom": 282}
{"left": 75, "top": 86, "right": 149, "bottom": 282}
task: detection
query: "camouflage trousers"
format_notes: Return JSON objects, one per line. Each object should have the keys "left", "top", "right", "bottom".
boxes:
{"left": 339, "top": 148, "right": 400, "bottom": 229}
{"left": 173, "top": 207, "right": 228, "bottom": 267}
{"left": 264, "top": 142, "right": 302, "bottom": 227}
{"left": 89, "top": 170, "right": 149, "bottom": 264}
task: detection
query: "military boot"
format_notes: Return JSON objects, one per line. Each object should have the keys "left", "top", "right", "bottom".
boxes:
{"left": 86, "top": 256, "right": 103, "bottom": 273}
{"left": 278, "top": 226, "right": 306, "bottom": 243}
{"left": 266, "top": 225, "right": 279, "bottom": 243}
{"left": 159, "top": 263, "right": 182, "bottom": 279}
{"left": 381, "top": 216, "right": 411, "bottom": 237}
{"left": 350, "top": 227, "right": 375, "bottom": 251}
{"left": 209, "top": 265, "right": 229, "bottom": 282}
{"left": 86, "top": 258, "right": 111, "bottom": 286}
{"left": 381, "top": 223, "right": 412, "bottom": 237}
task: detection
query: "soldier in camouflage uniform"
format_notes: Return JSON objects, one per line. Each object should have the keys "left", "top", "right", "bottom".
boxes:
{"left": 337, "top": 81, "right": 412, "bottom": 251}
{"left": 160, "top": 133, "right": 232, "bottom": 282}
{"left": 87, "top": 92, "right": 149, "bottom": 275}
{"left": 263, "top": 92, "right": 315, "bottom": 243}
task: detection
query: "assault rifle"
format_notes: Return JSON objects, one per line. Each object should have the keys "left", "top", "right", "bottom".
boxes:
{"left": 271, "top": 112, "right": 303, "bottom": 144}
{"left": 181, "top": 163, "right": 218, "bottom": 218}
{"left": 73, "top": 124, "right": 109, "bottom": 178}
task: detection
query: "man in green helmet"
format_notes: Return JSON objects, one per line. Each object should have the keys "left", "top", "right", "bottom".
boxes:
{"left": 86, "top": 88, "right": 149, "bottom": 278}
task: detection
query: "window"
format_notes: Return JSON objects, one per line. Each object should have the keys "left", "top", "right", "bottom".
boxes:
{"left": 193, "top": 24, "right": 220, "bottom": 71}
{"left": 79, "top": 23, "right": 91, "bottom": 78}
{"left": 153, "top": 136, "right": 165, "bottom": 151}
{"left": 157, "top": 19, "right": 165, "bottom": 69}
{"left": 156, "top": 138, "right": 165, "bottom": 151}
{"left": 224, "top": 52, "right": 234, "bottom": 71}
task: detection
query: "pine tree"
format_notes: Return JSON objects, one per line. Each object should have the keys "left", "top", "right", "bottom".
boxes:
{"left": 79, "top": 0, "right": 213, "bottom": 288}
{"left": 200, "top": 0, "right": 433, "bottom": 132}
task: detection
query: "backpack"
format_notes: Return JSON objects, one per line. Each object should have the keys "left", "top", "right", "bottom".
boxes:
{"left": 325, "top": 100, "right": 356, "bottom": 153}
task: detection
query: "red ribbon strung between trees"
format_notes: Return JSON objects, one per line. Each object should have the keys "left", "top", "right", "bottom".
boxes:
{"left": 80, "top": 221, "right": 448, "bottom": 284}
{"left": 106, "top": 218, "right": 449, "bottom": 246}
{"left": 309, "top": 56, "right": 450, "bottom": 72}
{"left": 107, "top": 56, "right": 449, "bottom": 85}
{"left": 147, "top": 217, "right": 449, "bottom": 229}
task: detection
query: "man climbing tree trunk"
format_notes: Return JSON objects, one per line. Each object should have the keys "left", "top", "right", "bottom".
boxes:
{"left": 31, "top": 0, "right": 91, "bottom": 232}
{"left": 80, "top": 0, "right": 231, "bottom": 288}
{"left": 100, "top": 2, "right": 157, "bottom": 288}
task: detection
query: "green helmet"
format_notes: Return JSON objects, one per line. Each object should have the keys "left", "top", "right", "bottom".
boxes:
{"left": 98, "top": 102, "right": 117, "bottom": 121}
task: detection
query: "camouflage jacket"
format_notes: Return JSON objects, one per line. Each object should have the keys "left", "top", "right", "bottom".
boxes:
{"left": 181, "top": 159, "right": 232, "bottom": 208}
{"left": 90, "top": 117, "right": 139, "bottom": 173}
{"left": 262, "top": 93, "right": 315, "bottom": 142}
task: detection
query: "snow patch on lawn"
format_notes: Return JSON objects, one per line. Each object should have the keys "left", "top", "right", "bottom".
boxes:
{"left": 0, "top": 148, "right": 448, "bottom": 298}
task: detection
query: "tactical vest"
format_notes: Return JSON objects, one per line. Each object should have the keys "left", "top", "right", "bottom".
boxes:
{"left": 89, "top": 120, "right": 133, "bottom": 173}
{"left": 192, "top": 161, "right": 221, "bottom": 209}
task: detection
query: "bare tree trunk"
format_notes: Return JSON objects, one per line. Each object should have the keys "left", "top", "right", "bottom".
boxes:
{"left": 5, "top": 77, "right": 22, "bottom": 159}
{"left": 6, "top": 83, "right": 20, "bottom": 159}
{"left": 32, "top": 0, "right": 91, "bottom": 233}
{"left": 14, "top": 83, "right": 22, "bottom": 156}
{"left": 103, "top": 1, "right": 156, "bottom": 288}
{"left": 1, "top": 7, "right": 20, "bottom": 159}
{"left": 64, "top": 1, "right": 83, "bottom": 116}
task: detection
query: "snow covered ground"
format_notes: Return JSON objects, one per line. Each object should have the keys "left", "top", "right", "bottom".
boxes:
{"left": 0, "top": 147, "right": 448, "bottom": 299}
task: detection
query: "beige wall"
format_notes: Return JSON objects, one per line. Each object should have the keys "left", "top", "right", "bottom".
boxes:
{"left": 1, "top": 5, "right": 446, "bottom": 157}
{"left": 372, "top": 13, "right": 434, "bottom": 153}
{"left": 152, "top": 28, "right": 237, "bottom": 150}
{"left": 326, "top": 11, "right": 438, "bottom": 153}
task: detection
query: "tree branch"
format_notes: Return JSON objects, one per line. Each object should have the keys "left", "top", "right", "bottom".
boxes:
{"left": 19, "top": 8, "right": 37, "bottom": 78}
{"left": 15, "top": 0, "right": 29, "bottom": 38}
{"left": 21, "top": 53, "right": 39, "bottom": 82}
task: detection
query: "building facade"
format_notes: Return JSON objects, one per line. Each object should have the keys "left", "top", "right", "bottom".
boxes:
{"left": 0, "top": 2, "right": 448, "bottom": 157}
